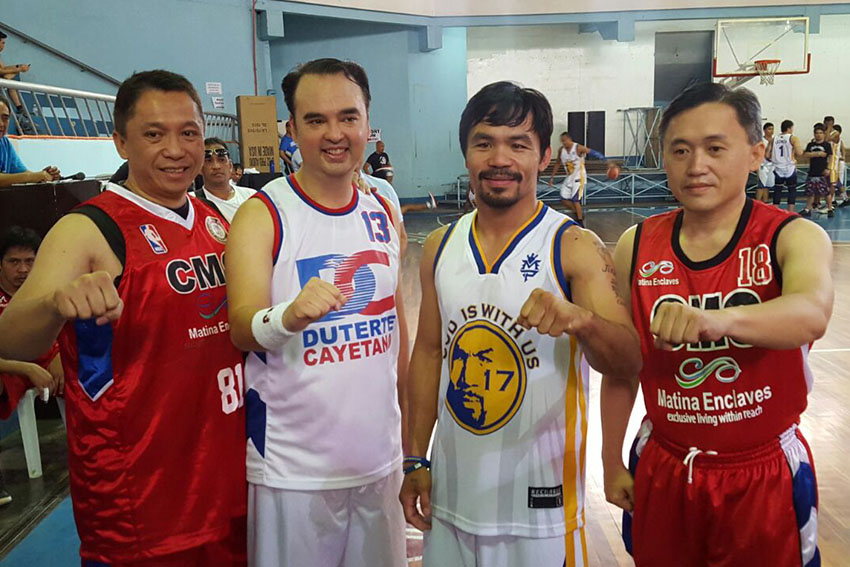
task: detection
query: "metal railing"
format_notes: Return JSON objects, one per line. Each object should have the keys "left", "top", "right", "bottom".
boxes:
{"left": 454, "top": 163, "right": 850, "bottom": 208}
{"left": 0, "top": 78, "right": 238, "bottom": 143}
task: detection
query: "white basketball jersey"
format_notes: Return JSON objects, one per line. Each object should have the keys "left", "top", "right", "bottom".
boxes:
{"left": 771, "top": 133, "right": 796, "bottom": 176}
{"left": 559, "top": 144, "right": 583, "bottom": 178}
{"left": 430, "top": 203, "right": 589, "bottom": 538}
{"left": 245, "top": 175, "right": 401, "bottom": 490}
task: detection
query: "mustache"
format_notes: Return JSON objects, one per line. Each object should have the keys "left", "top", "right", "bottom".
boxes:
{"left": 479, "top": 168, "right": 522, "bottom": 182}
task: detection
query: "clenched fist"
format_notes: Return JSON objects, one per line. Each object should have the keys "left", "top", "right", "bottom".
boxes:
{"left": 53, "top": 271, "right": 123, "bottom": 325}
{"left": 650, "top": 301, "right": 728, "bottom": 350}
{"left": 517, "top": 288, "right": 591, "bottom": 337}
{"left": 281, "top": 277, "right": 348, "bottom": 333}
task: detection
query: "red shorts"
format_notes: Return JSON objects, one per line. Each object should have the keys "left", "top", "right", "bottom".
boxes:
{"left": 622, "top": 421, "right": 820, "bottom": 567}
{"left": 81, "top": 515, "right": 246, "bottom": 567}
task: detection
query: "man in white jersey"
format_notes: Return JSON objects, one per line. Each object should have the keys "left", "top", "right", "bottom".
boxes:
{"left": 756, "top": 122, "right": 775, "bottom": 203}
{"left": 226, "top": 58, "right": 408, "bottom": 567}
{"left": 771, "top": 119, "right": 802, "bottom": 211}
{"left": 547, "top": 132, "right": 616, "bottom": 227}
{"left": 400, "top": 81, "right": 641, "bottom": 567}
{"left": 197, "top": 137, "right": 254, "bottom": 222}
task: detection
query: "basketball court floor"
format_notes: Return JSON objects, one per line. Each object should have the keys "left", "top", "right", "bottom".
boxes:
{"left": 0, "top": 201, "right": 847, "bottom": 566}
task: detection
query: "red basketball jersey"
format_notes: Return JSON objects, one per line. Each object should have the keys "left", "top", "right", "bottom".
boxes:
{"left": 0, "top": 288, "right": 59, "bottom": 418}
{"left": 59, "top": 186, "right": 246, "bottom": 562}
{"left": 631, "top": 199, "right": 810, "bottom": 451}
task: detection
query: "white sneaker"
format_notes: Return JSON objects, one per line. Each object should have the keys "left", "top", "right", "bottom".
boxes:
{"left": 816, "top": 205, "right": 830, "bottom": 214}
{"left": 427, "top": 192, "right": 437, "bottom": 209}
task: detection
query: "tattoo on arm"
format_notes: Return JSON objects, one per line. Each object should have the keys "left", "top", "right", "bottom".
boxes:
{"left": 594, "top": 239, "right": 626, "bottom": 307}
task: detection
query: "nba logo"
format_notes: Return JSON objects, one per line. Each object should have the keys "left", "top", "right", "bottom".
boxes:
{"left": 140, "top": 224, "right": 168, "bottom": 254}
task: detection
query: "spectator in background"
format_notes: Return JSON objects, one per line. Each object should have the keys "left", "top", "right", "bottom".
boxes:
{"left": 279, "top": 122, "right": 301, "bottom": 174}
{"left": 800, "top": 123, "right": 833, "bottom": 217}
{"left": 231, "top": 162, "right": 244, "bottom": 185}
{"left": 0, "top": 98, "right": 60, "bottom": 186}
{"left": 364, "top": 140, "right": 394, "bottom": 184}
{"left": 197, "top": 137, "right": 254, "bottom": 222}
{"left": 0, "top": 226, "right": 64, "bottom": 507}
{"left": 0, "top": 31, "right": 36, "bottom": 135}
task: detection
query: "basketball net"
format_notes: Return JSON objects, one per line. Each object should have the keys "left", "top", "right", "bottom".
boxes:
{"left": 754, "top": 59, "right": 781, "bottom": 85}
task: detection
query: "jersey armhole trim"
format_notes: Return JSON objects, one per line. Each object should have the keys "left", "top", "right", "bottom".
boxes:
{"left": 252, "top": 191, "right": 284, "bottom": 266}
{"left": 433, "top": 221, "right": 458, "bottom": 277}
{"left": 629, "top": 222, "right": 643, "bottom": 283}
{"left": 372, "top": 192, "right": 396, "bottom": 228}
{"left": 551, "top": 219, "right": 576, "bottom": 301}
{"left": 70, "top": 205, "right": 126, "bottom": 287}
{"left": 769, "top": 214, "right": 800, "bottom": 290}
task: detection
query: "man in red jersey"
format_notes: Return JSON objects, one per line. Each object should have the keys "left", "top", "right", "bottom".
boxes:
{"left": 0, "top": 70, "right": 247, "bottom": 566}
{"left": 601, "top": 82, "right": 832, "bottom": 567}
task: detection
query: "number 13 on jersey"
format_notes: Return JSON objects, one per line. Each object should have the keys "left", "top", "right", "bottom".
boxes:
{"left": 361, "top": 211, "right": 392, "bottom": 243}
{"left": 218, "top": 363, "right": 244, "bottom": 414}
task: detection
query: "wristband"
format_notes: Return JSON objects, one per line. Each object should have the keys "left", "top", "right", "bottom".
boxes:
{"left": 251, "top": 301, "right": 295, "bottom": 350}
{"left": 403, "top": 455, "right": 430, "bottom": 475}
{"left": 587, "top": 149, "right": 607, "bottom": 161}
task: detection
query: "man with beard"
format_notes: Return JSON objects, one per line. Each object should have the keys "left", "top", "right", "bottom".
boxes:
{"left": 400, "top": 81, "right": 641, "bottom": 567}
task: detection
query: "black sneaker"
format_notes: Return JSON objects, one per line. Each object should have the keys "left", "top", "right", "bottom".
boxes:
{"left": 799, "top": 209, "right": 812, "bottom": 217}
{"left": 828, "top": 208, "right": 835, "bottom": 218}
{"left": 839, "top": 199, "right": 850, "bottom": 208}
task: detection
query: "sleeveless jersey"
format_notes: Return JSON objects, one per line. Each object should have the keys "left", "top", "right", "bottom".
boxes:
{"left": 0, "top": 288, "right": 60, "bottom": 418}
{"left": 58, "top": 185, "right": 246, "bottom": 562}
{"left": 245, "top": 174, "right": 401, "bottom": 490}
{"left": 560, "top": 144, "right": 583, "bottom": 177}
{"left": 771, "top": 133, "right": 796, "bottom": 176}
{"left": 430, "top": 203, "right": 589, "bottom": 538}
{"left": 631, "top": 199, "right": 809, "bottom": 452}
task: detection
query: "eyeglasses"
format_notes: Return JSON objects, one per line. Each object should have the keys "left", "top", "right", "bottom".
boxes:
{"left": 204, "top": 148, "right": 230, "bottom": 161}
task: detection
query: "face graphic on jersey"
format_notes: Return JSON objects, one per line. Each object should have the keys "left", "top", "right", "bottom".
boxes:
{"left": 446, "top": 320, "right": 526, "bottom": 435}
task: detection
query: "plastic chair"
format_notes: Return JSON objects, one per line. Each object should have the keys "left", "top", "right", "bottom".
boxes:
{"left": 16, "top": 389, "right": 42, "bottom": 479}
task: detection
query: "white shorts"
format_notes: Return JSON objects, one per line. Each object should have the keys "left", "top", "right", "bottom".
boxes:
{"left": 758, "top": 162, "right": 775, "bottom": 188}
{"left": 560, "top": 171, "right": 585, "bottom": 202}
{"left": 422, "top": 515, "right": 588, "bottom": 567}
{"left": 248, "top": 470, "right": 406, "bottom": 567}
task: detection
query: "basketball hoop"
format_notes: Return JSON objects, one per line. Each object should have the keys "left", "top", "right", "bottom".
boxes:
{"left": 754, "top": 59, "right": 781, "bottom": 85}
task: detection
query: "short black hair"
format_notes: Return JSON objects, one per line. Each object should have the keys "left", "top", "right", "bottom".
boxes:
{"left": 0, "top": 31, "right": 6, "bottom": 40}
{"left": 281, "top": 58, "right": 371, "bottom": 118}
{"left": 560, "top": 131, "right": 570, "bottom": 138}
{"left": 824, "top": 116, "right": 835, "bottom": 124}
{"left": 763, "top": 122, "right": 774, "bottom": 130}
{"left": 0, "top": 97, "right": 9, "bottom": 113}
{"left": 814, "top": 123, "right": 825, "bottom": 132}
{"left": 835, "top": 125, "right": 842, "bottom": 133}
{"left": 660, "top": 82, "right": 762, "bottom": 145}
{"left": 113, "top": 70, "right": 203, "bottom": 137}
{"left": 232, "top": 162, "right": 243, "bottom": 170}
{"left": 204, "top": 136, "right": 228, "bottom": 148}
{"left": 781, "top": 120, "right": 794, "bottom": 132}
{"left": 0, "top": 226, "right": 41, "bottom": 260}
{"left": 459, "top": 81, "right": 553, "bottom": 159}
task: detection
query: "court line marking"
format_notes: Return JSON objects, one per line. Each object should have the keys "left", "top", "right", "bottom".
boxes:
{"left": 810, "top": 348, "right": 850, "bottom": 353}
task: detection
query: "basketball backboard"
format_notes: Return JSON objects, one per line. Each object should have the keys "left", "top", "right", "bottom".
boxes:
{"left": 713, "top": 17, "right": 810, "bottom": 81}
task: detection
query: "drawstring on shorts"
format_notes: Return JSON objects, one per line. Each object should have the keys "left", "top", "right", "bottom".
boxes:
{"left": 683, "top": 447, "right": 718, "bottom": 484}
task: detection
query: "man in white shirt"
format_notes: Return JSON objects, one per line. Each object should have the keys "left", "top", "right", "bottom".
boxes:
{"left": 198, "top": 137, "right": 254, "bottom": 222}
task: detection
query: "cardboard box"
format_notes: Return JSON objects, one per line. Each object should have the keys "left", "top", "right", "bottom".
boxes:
{"left": 236, "top": 96, "right": 279, "bottom": 173}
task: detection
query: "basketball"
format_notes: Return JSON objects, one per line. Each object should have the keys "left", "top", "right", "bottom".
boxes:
{"left": 607, "top": 165, "right": 620, "bottom": 180}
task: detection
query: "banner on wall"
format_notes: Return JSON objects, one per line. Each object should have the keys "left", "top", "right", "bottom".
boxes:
{"left": 368, "top": 128, "right": 382, "bottom": 143}
{"left": 236, "top": 96, "right": 279, "bottom": 173}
